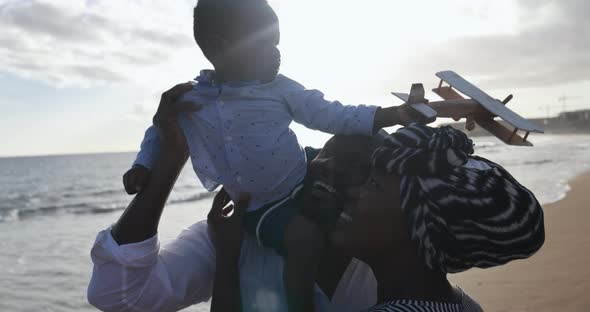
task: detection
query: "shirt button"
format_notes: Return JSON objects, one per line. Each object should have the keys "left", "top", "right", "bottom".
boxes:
{"left": 218, "top": 100, "right": 224, "bottom": 106}
{"left": 226, "top": 136, "right": 232, "bottom": 141}
{"left": 236, "top": 176, "right": 242, "bottom": 183}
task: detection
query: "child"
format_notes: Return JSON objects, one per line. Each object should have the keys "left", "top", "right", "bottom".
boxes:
{"left": 123, "top": 0, "right": 433, "bottom": 310}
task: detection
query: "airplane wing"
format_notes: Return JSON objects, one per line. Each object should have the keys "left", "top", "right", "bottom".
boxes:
{"left": 474, "top": 116, "right": 533, "bottom": 146}
{"left": 436, "top": 71, "right": 544, "bottom": 133}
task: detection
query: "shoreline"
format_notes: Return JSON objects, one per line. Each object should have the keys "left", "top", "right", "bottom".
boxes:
{"left": 451, "top": 171, "right": 590, "bottom": 312}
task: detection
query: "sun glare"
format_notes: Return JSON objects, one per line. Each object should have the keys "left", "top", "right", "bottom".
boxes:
{"left": 271, "top": 1, "right": 517, "bottom": 96}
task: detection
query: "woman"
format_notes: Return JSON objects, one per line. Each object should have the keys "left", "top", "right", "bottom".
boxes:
{"left": 209, "top": 125, "right": 545, "bottom": 311}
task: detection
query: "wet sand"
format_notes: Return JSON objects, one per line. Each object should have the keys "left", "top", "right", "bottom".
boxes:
{"left": 451, "top": 172, "right": 590, "bottom": 312}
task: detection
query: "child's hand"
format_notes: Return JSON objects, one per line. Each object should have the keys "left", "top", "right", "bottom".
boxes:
{"left": 393, "top": 103, "right": 436, "bottom": 126}
{"left": 374, "top": 104, "right": 436, "bottom": 131}
{"left": 122, "top": 165, "right": 150, "bottom": 195}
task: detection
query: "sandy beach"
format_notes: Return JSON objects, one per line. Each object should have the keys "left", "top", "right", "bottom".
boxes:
{"left": 451, "top": 172, "right": 590, "bottom": 312}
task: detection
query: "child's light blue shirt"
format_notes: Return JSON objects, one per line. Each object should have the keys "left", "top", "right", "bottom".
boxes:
{"left": 134, "top": 70, "right": 378, "bottom": 211}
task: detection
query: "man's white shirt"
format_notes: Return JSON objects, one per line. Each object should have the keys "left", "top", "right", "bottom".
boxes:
{"left": 88, "top": 220, "right": 377, "bottom": 312}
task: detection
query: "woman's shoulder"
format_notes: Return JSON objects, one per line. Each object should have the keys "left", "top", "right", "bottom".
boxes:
{"left": 457, "top": 287, "right": 484, "bottom": 312}
{"left": 363, "top": 287, "right": 483, "bottom": 312}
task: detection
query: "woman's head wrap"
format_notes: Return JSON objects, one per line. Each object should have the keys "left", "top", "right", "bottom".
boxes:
{"left": 372, "top": 124, "right": 545, "bottom": 273}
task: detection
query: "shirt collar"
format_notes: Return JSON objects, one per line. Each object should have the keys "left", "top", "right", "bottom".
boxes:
{"left": 195, "top": 70, "right": 261, "bottom": 87}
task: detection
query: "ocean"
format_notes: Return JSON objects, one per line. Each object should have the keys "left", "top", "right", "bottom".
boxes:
{"left": 1, "top": 134, "right": 589, "bottom": 311}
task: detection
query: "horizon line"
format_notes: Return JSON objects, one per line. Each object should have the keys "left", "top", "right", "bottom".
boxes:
{"left": 0, "top": 150, "right": 139, "bottom": 159}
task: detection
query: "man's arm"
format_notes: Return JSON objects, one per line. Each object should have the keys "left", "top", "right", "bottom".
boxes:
{"left": 208, "top": 190, "right": 248, "bottom": 312}
{"left": 112, "top": 83, "right": 194, "bottom": 244}
{"left": 89, "top": 83, "right": 219, "bottom": 312}
{"left": 112, "top": 146, "right": 187, "bottom": 244}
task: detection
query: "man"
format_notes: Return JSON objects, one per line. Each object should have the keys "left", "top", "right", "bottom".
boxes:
{"left": 87, "top": 83, "right": 377, "bottom": 312}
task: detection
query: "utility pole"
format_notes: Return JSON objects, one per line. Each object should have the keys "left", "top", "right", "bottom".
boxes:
{"left": 558, "top": 94, "right": 582, "bottom": 113}
{"left": 538, "top": 105, "right": 552, "bottom": 125}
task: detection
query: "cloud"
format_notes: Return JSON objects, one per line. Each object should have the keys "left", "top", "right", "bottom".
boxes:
{"left": 0, "top": 0, "right": 195, "bottom": 87}
{"left": 1, "top": 1, "right": 107, "bottom": 42}
{"left": 397, "top": 0, "right": 590, "bottom": 90}
{"left": 126, "top": 93, "right": 161, "bottom": 121}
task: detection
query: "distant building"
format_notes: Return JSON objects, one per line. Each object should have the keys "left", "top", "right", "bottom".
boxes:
{"left": 559, "top": 109, "right": 590, "bottom": 121}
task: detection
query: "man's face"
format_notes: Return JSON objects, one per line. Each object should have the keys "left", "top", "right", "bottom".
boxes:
{"left": 304, "top": 135, "right": 375, "bottom": 226}
{"left": 308, "top": 137, "right": 373, "bottom": 192}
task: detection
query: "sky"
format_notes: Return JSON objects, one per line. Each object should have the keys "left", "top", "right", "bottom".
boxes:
{"left": 0, "top": 0, "right": 589, "bottom": 157}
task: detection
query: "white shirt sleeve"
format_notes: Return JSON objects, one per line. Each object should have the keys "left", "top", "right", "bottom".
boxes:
{"left": 327, "top": 258, "right": 377, "bottom": 311}
{"left": 88, "top": 220, "right": 378, "bottom": 312}
{"left": 133, "top": 126, "right": 161, "bottom": 170}
{"left": 283, "top": 89, "right": 378, "bottom": 136}
{"left": 87, "top": 221, "right": 216, "bottom": 312}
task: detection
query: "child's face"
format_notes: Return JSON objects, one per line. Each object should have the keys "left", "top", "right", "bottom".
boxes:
{"left": 208, "top": 4, "right": 281, "bottom": 83}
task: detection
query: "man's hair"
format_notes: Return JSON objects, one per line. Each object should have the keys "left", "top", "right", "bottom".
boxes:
{"left": 193, "top": 0, "right": 277, "bottom": 51}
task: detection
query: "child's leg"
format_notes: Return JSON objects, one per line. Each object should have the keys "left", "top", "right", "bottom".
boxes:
{"left": 283, "top": 214, "right": 325, "bottom": 312}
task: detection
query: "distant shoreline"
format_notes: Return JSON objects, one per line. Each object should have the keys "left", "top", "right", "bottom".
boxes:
{"left": 443, "top": 109, "right": 590, "bottom": 137}
{"left": 0, "top": 150, "right": 138, "bottom": 159}
{"left": 4, "top": 130, "right": 590, "bottom": 159}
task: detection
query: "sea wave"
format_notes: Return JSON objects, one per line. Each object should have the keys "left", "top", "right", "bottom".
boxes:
{"left": 520, "top": 159, "right": 554, "bottom": 166}
{"left": 474, "top": 141, "right": 500, "bottom": 149}
{"left": 0, "top": 191, "right": 215, "bottom": 223}
{"left": 169, "top": 192, "right": 216, "bottom": 205}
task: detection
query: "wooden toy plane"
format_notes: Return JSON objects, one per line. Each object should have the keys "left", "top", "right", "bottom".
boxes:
{"left": 392, "top": 70, "right": 544, "bottom": 146}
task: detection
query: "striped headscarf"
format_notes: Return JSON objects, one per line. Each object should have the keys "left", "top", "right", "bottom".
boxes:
{"left": 372, "top": 124, "right": 545, "bottom": 273}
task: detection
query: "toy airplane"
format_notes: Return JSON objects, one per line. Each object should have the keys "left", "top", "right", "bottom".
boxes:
{"left": 392, "top": 70, "right": 544, "bottom": 146}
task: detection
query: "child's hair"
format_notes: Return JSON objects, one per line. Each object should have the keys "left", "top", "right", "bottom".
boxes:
{"left": 193, "top": 0, "right": 278, "bottom": 51}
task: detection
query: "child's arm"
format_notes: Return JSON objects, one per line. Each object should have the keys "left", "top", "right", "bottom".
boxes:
{"left": 123, "top": 126, "right": 161, "bottom": 194}
{"left": 284, "top": 89, "right": 434, "bottom": 136}
{"left": 134, "top": 126, "right": 161, "bottom": 170}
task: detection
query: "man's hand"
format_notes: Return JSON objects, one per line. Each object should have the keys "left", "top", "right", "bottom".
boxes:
{"left": 152, "top": 82, "right": 201, "bottom": 154}
{"left": 123, "top": 165, "right": 149, "bottom": 195}
{"left": 207, "top": 189, "right": 250, "bottom": 261}
{"left": 111, "top": 83, "right": 198, "bottom": 245}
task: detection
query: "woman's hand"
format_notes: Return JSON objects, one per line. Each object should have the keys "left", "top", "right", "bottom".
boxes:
{"left": 207, "top": 189, "right": 250, "bottom": 261}
{"left": 152, "top": 82, "right": 201, "bottom": 157}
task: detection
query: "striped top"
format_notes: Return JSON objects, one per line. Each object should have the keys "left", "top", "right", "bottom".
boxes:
{"left": 366, "top": 288, "right": 483, "bottom": 312}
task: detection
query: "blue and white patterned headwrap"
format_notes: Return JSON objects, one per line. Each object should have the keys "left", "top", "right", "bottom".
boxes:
{"left": 372, "top": 124, "right": 545, "bottom": 273}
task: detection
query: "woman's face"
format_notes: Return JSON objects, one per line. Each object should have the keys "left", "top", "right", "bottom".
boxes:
{"left": 330, "top": 168, "right": 407, "bottom": 259}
